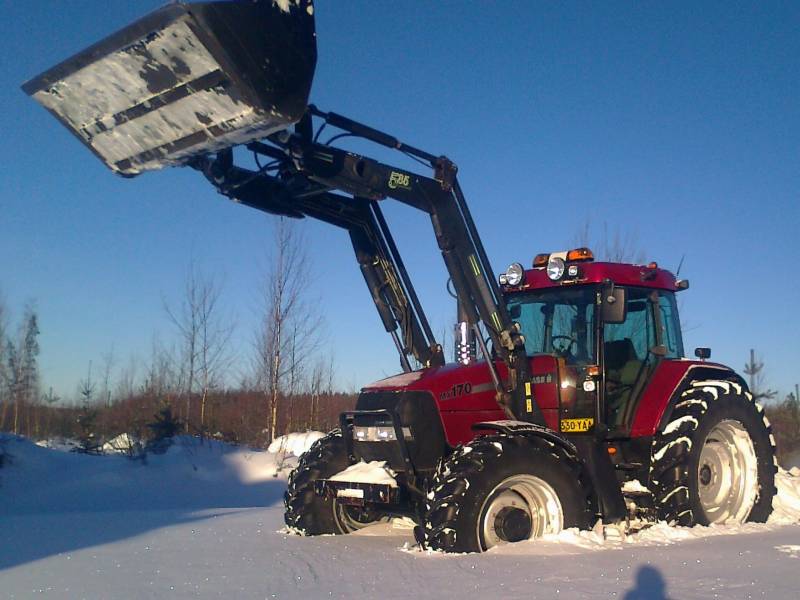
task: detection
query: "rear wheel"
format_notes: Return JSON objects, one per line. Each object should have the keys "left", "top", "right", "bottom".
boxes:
{"left": 284, "top": 430, "right": 388, "bottom": 534}
{"left": 650, "top": 379, "right": 777, "bottom": 526}
{"left": 424, "top": 434, "right": 592, "bottom": 552}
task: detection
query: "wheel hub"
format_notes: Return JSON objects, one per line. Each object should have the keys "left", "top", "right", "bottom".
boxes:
{"left": 697, "top": 419, "right": 758, "bottom": 523}
{"left": 479, "top": 474, "right": 564, "bottom": 550}
{"left": 699, "top": 464, "right": 713, "bottom": 486}
{"left": 494, "top": 506, "right": 533, "bottom": 542}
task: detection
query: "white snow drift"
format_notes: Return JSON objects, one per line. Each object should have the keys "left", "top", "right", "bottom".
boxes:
{"left": 1, "top": 434, "right": 800, "bottom": 599}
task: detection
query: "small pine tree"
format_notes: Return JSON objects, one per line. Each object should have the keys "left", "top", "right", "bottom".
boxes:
{"left": 743, "top": 349, "right": 777, "bottom": 401}
{"left": 145, "top": 405, "right": 182, "bottom": 455}
{"left": 75, "top": 408, "right": 102, "bottom": 454}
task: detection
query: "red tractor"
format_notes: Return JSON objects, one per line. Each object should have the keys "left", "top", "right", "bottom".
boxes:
{"left": 24, "top": 0, "right": 776, "bottom": 552}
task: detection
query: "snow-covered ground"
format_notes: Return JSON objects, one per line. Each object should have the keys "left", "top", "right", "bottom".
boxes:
{"left": 1, "top": 434, "right": 799, "bottom": 599}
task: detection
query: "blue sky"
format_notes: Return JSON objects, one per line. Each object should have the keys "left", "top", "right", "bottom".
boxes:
{"left": 1, "top": 1, "right": 798, "bottom": 399}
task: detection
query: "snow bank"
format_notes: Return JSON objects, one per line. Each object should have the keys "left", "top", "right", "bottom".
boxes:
{"left": 329, "top": 460, "right": 398, "bottom": 487}
{"left": 771, "top": 467, "right": 800, "bottom": 523}
{"left": 0, "top": 434, "right": 295, "bottom": 517}
{"left": 267, "top": 431, "right": 325, "bottom": 457}
{"left": 35, "top": 437, "right": 80, "bottom": 452}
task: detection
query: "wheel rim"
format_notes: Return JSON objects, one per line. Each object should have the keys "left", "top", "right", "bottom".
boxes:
{"left": 479, "top": 474, "right": 564, "bottom": 549}
{"left": 333, "top": 501, "right": 387, "bottom": 533}
{"left": 697, "top": 419, "right": 758, "bottom": 523}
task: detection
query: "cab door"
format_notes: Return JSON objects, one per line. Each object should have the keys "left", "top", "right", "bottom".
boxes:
{"left": 602, "top": 288, "right": 685, "bottom": 432}
{"left": 602, "top": 288, "right": 658, "bottom": 430}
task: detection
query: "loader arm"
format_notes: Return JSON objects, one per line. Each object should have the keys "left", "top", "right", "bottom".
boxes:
{"left": 21, "top": 0, "right": 539, "bottom": 422}
{"left": 195, "top": 109, "right": 538, "bottom": 421}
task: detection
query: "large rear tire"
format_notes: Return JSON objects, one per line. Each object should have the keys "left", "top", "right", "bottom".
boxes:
{"left": 284, "top": 430, "right": 388, "bottom": 535}
{"left": 424, "top": 434, "right": 593, "bottom": 553}
{"left": 650, "top": 379, "right": 777, "bottom": 526}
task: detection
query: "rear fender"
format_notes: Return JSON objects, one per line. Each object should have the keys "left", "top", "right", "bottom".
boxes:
{"left": 629, "top": 361, "right": 748, "bottom": 437}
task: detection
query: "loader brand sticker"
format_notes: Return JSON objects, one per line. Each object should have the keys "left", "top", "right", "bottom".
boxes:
{"left": 531, "top": 373, "right": 554, "bottom": 385}
{"left": 560, "top": 418, "right": 594, "bottom": 433}
{"left": 388, "top": 171, "right": 411, "bottom": 190}
{"left": 439, "top": 382, "right": 473, "bottom": 401}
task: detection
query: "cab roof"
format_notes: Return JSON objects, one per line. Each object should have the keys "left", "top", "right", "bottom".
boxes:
{"left": 503, "top": 261, "right": 681, "bottom": 293}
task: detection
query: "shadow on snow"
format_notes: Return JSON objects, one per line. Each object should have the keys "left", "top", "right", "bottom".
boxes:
{"left": 0, "top": 435, "right": 289, "bottom": 570}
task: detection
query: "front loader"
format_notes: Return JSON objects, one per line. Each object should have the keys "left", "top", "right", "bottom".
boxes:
{"left": 24, "top": 0, "right": 777, "bottom": 552}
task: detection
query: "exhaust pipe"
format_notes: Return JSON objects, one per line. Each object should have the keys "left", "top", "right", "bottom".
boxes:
{"left": 454, "top": 298, "right": 476, "bottom": 365}
{"left": 22, "top": 0, "right": 317, "bottom": 177}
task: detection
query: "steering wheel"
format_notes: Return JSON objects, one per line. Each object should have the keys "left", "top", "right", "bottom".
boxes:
{"left": 551, "top": 334, "right": 576, "bottom": 356}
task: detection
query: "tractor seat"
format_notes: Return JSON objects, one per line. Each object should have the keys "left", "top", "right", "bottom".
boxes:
{"left": 604, "top": 338, "right": 642, "bottom": 425}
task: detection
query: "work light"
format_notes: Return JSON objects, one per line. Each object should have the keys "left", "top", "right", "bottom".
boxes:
{"left": 505, "top": 263, "right": 525, "bottom": 286}
{"left": 547, "top": 257, "right": 565, "bottom": 280}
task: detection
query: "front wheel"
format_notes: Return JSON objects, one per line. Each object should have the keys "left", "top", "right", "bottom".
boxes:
{"left": 424, "top": 434, "right": 593, "bottom": 552}
{"left": 650, "top": 379, "right": 777, "bottom": 526}
{"left": 284, "top": 430, "right": 388, "bottom": 535}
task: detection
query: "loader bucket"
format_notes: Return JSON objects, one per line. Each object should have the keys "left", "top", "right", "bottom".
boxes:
{"left": 22, "top": 0, "right": 316, "bottom": 177}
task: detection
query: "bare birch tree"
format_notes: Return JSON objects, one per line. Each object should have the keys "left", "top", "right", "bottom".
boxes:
{"left": 165, "top": 262, "right": 233, "bottom": 434}
{"left": 99, "top": 346, "right": 116, "bottom": 407}
{"left": 253, "top": 219, "right": 324, "bottom": 442}
{"left": 308, "top": 356, "right": 335, "bottom": 431}
{"left": 5, "top": 304, "right": 40, "bottom": 434}
{"left": 114, "top": 354, "right": 139, "bottom": 402}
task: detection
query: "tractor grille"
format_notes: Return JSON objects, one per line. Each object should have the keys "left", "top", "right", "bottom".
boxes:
{"left": 351, "top": 390, "right": 447, "bottom": 473}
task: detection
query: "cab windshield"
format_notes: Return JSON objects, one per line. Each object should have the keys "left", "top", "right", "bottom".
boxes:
{"left": 506, "top": 287, "right": 597, "bottom": 365}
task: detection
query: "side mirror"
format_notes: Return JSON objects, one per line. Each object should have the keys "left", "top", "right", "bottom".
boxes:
{"left": 695, "top": 347, "right": 711, "bottom": 360}
{"left": 600, "top": 286, "right": 627, "bottom": 324}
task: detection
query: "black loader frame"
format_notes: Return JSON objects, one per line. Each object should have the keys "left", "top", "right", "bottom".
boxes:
{"left": 194, "top": 107, "right": 626, "bottom": 523}
{"left": 193, "top": 106, "right": 535, "bottom": 418}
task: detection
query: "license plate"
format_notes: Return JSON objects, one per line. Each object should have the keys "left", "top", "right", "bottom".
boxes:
{"left": 560, "top": 418, "right": 594, "bottom": 432}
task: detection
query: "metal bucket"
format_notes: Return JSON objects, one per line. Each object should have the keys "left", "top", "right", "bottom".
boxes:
{"left": 22, "top": 0, "right": 316, "bottom": 176}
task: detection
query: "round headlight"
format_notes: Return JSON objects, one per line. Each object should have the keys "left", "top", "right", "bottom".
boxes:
{"left": 546, "top": 257, "right": 565, "bottom": 280}
{"left": 505, "top": 263, "right": 525, "bottom": 286}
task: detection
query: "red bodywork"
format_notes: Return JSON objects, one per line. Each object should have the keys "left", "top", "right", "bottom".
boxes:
{"left": 362, "top": 356, "right": 558, "bottom": 446}
{"left": 361, "top": 261, "right": 730, "bottom": 446}
{"left": 363, "top": 356, "right": 723, "bottom": 446}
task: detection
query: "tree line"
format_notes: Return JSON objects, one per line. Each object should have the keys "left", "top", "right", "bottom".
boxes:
{"left": 0, "top": 220, "right": 358, "bottom": 447}
{"left": 1, "top": 220, "right": 798, "bottom": 465}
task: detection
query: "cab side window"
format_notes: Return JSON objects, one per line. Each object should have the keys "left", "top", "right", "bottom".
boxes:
{"left": 603, "top": 288, "right": 657, "bottom": 427}
{"left": 604, "top": 288, "right": 655, "bottom": 360}
{"left": 658, "top": 292, "right": 684, "bottom": 358}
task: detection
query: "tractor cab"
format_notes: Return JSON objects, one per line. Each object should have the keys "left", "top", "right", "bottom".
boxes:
{"left": 499, "top": 248, "right": 688, "bottom": 434}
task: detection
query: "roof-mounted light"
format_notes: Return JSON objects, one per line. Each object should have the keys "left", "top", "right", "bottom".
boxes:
{"left": 504, "top": 263, "right": 525, "bottom": 286}
{"left": 533, "top": 254, "right": 550, "bottom": 268}
{"left": 566, "top": 247, "right": 594, "bottom": 262}
{"left": 547, "top": 257, "right": 566, "bottom": 280}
